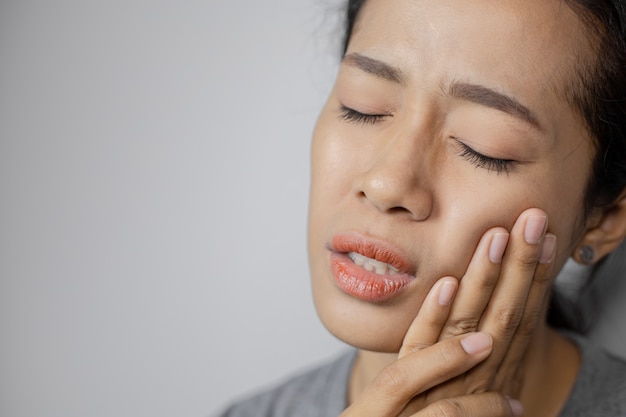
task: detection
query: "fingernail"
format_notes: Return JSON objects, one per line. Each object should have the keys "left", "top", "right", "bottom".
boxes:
{"left": 438, "top": 279, "right": 457, "bottom": 306}
{"left": 489, "top": 232, "right": 509, "bottom": 263}
{"left": 524, "top": 216, "right": 547, "bottom": 244}
{"left": 507, "top": 397, "right": 524, "bottom": 416}
{"left": 460, "top": 332, "right": 492, "bottom": 355}
{"left": 539, "top": 234, "right": 557, "bottom": 264}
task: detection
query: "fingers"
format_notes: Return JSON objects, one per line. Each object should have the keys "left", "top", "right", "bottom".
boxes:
{"left": 440, "top": 229, "right": 509, "bottom": 340}
{"left": 429, "top": 208, "right": 556, "bottom": 399}
{"left": 477, "top": 209, "right": 554, "bottom": 374}
{"left": 347, "top": 333, "right": 493, "bottom": 417}
{"left": 442, "top": 209, "right": 553, "bottom": 342}
{"left": 388, "top": 207, "right": 553, "bottom": 416}
{"left": 413, "top": 393, "right": 524, "bottom": 417}
{"left": 494, "top": 235, "right": 557, "bottom": 392}
{"left": 398, "top": 276, "right": 458, "bottom": 359}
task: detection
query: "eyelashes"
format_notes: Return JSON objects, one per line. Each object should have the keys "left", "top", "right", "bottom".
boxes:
{"left": 455, "top": 141, "right": 515, "bottom": 175}
{"left": 339, "top": 105, "right": 389, "bottom": 125}
{"left": 337, "top": 104, "right": 517, "bottom": 175}
{"left": 338, "top": 105, "right": 516, "bottom": 174}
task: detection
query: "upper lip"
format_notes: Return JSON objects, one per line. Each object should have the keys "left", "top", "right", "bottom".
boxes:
{"left": 329, "top": 232, "right": 415, "bottom": 275}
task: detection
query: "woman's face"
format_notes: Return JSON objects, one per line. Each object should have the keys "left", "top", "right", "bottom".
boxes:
{"left": 308, "top": 0, "right": 597, "bottom": 352}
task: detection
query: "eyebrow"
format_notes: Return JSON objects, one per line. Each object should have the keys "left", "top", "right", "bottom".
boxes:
{"left": 343, "top": 53, "right": 543, "bottom": 132}
{"left": 447, "top": 81, "right": 543, "bottom": 132}
{"left": 343, "top": 53, "right": 405, "bottom": 84}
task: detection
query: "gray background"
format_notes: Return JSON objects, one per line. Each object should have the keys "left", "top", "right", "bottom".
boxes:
{"left": 1, "top": 1, "right": 625, "bottom": 417}
{"left": 1, "top": 1, "right": 344, "bottom": 416}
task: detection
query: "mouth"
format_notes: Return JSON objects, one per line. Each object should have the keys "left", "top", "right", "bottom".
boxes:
{"left": 328, "top": 233, "right": 415, "bottom": 303}
{"left": 347, "top": 251, "right": 401, "bottom": 275}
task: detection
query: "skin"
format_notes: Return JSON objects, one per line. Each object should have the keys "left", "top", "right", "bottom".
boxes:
{"left": 309, "top": 0, "right": 592, "bottom": 353}
{"left": 307, "top": 0, "right": 626, "bottom": 415}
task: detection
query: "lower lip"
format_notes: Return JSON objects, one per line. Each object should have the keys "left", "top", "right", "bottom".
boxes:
{"left": 330, "top": 252, "right": 413, "bottom": 303}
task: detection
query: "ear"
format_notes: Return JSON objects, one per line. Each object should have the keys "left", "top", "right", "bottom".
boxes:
{"left": 574, "top": 192, "right": 626, "bottom": 264}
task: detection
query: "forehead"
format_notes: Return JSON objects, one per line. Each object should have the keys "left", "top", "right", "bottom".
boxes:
{"left": 349, "top": 0, "right": 595, "bottom": 130}
{"left": 352, "top": 0, "right": 593, "bottom": 62}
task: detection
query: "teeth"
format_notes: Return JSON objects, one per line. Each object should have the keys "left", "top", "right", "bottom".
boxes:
{"left": 348, "top": 252, "right": 400, "bottom": 276}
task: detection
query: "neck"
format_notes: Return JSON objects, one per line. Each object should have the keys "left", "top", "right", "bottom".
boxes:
{"left": 349, "top": 322, "right": 581, "bottom": 417}
{"left": 518, "top": 324, "right": 580, "bottom": 417}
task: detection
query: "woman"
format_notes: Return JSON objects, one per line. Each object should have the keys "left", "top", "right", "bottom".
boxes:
{"left": 219, "top": 0, "right": 626, "bottom": 415}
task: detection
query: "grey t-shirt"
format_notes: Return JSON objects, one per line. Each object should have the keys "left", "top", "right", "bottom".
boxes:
{"left": 216, "top": 334, "right": 626, "bottom": 417}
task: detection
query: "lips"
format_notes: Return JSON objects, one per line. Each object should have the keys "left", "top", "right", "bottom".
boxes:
{"left": 329, "top": 234, "right": 415, "bottom": 302}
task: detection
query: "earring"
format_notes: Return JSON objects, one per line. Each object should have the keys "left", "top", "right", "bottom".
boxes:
{"left": 578, "top": 245, "right": 595, "bottom": 265}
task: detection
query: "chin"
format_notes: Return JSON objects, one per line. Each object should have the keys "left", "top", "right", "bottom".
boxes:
{"left": 312, "top": 287, "right": 415, "bottom": 353}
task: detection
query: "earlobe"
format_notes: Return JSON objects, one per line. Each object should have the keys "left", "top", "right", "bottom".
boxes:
{"left": 573, "top": 194, "right": 626, "bottom": 264}
{"left": 576, "top": 244, "right": 595, "bottom": 265}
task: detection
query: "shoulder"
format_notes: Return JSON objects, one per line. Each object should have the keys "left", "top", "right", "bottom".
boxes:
{"left": 559, "top": 333, "right": 626, "bottom": 417}
{"left": 214, "top": 350, "right": 356, "bottom": 417}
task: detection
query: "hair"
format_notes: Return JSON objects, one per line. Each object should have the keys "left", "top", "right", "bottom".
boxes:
{"left": 340, "top": 0, "right": 626, "bottom": 332}
{"left": 341, "top": 0, "right": 626, "bottom": 217}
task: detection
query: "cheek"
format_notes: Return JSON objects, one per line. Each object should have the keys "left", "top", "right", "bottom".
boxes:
{"left": 308, "top": 106, "right": 360, "bottom": 264}
{"left": 309, "top": 105, "right": 380, "bottom": 238}
{"left": 309, "top": 116, "right": 346, "bottom": 246}
{"left": 425, "top": 190, "right": 513, "bottom": 278}
{"left": 310, "top": 104, "right": 355, "bottom": 199}
{"left": 429, "top": 168, "right": 583, "bottom": 279}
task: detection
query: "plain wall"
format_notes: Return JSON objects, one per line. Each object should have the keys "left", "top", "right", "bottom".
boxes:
{"left": 2, "top": 2, "right": 625, "bottom": 417}
{"left": 1, "top": 1, "right": 345, "bottom": 416}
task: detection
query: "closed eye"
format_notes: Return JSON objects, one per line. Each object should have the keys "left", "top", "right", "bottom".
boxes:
{"left": 456, "top": 140, "right": 516, "bottom": 175}
{"left": 339, "top": 105, "right": 389, "bottom": 125}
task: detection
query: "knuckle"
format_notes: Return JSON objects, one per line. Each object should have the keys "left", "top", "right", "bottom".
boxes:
{"left": 495, "top": 306, "right": 523, "bottom": 334}
{"left": 474, "top": 275, "right": 498, "bottom": 293}
{"left": 435, "top": 341, "right": 462, "bottom": 364}
{"left": 404, "top": 341, "right": 432, "bottom": 353}
{"left": 514, "top": 248, "right": 540, "bottom": 271}
{"left": 445, "top": 317, "right": 480, "bottom": 336}
{"left": 373, "top": 364, "right": 407, "bottom": 398}
{"left": 516, "top": 311, "right": 540, "bottom": 338}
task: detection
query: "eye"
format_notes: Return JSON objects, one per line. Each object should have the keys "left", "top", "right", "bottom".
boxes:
{"left": 456, "top": 140, "right": 515, "bottom": 175}
{"left": 338, "top": 105, "right": 389, "bottom": 125}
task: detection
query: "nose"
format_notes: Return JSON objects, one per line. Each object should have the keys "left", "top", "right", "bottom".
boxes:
{"left": 353, "top": 141, "right": 433, "bottom": 221}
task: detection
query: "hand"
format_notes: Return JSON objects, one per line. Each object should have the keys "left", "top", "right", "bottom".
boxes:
{"left": 341, "top": 332, "right": 522, "bottom": 417}
{"left": 342, "top": 209, "right": 552, "bottom": 416}
{"left": 399, "top": 208, "right": 556, "bottom": 410}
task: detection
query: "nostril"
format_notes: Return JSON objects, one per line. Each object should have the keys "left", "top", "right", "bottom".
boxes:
{"left": 354, "top": 170, "right": 432, "bottom": 221}
{"left": 357, "top": 191, "right": 410, "bottom": 213}
{"left": 388, "top": 206, "right": 412, "bottom": 215}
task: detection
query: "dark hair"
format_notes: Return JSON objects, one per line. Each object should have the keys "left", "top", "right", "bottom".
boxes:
{"left": 341, "top": 0, "right": 626, "bottom": 217}
{"left": 340, "top": 0, "right": 626, "bottom": 332}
